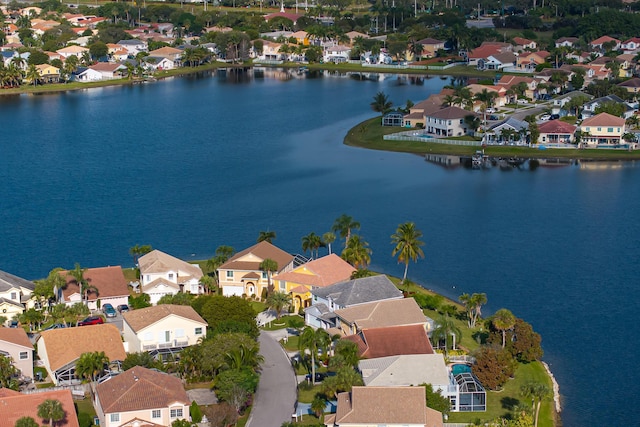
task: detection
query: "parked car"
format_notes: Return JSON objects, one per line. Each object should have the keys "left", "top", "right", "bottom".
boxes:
{"left": 305, "top": 372, "right": 336, "bottom": 383}
{"left": 78, "top": 316, "right": 104, "bottom": 326}
{"left": 117, "top": 304, "right": 130, "bottom": 313}
{"left": 540, "top": 114, "right": 551, "bottom": 121}
{"left": 486, "top": 107, "right": 496, "bottom": 113}
{"left": 43, "top": 323, "right": 66, "bottom": 331}
{"left": 9, "top": 320, "right": 19, "bottom": 328}
{"left": 517, "top": 99, "right": 529, "bottom": 104}
{"left": 550, "top": 114, "right": 560, "bottom": 120}
{"left": 103, "top": 305, "right": 117, "bottom": 318}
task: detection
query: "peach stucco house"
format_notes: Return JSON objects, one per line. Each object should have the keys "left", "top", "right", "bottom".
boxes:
{"left": 0, "top": 327, "right": 34, "bottom": 380}
{"left": 94, "top": 366, "right": 190, "bottom": 427}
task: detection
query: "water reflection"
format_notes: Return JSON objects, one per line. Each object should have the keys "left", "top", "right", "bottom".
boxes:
{"left": 424, "top": 154, "right": 639, "bottom": 171}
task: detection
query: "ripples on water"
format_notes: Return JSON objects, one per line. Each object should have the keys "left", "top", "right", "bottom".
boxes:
{"left": 1, "top": 69, "right": 638, "bottom": 425}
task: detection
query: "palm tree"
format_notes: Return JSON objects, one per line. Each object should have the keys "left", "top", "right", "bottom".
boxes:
{"left": 37, "top": 399, "right": 65, "bottom": 427}
{"left": 301, "top": 232, "right": 323, "bottom": 259}
{"left": 332, "top": 214, "right": 361, "bottom": 247}
{"left": 75, "top": 351, "right": 109, "bottom": 383}
{"left": 299, "top": 326, "right": 330, "bottom": 384}
{"left": 15, "top": 417, "right": 40, "bottom": 427}
{"left": 26, "top": 64, "right": 39, "bottom": 87}
{"left": 341, "top": 235, "right": 371, "bottom": 269}
{"left": 370, "top": 91, "right": 392, "bottom": 114}
{"left": 257, "top": 230, "right": 276, "bottom": 243}
{"left": 474, "top": 88, "right": 498, "bottom": 138}
{"left": 266, "top": 291, "right": 291, "bottom": 319}
{"left": 310, "top": 395, "right": 327, "bottom": 418}
{"left": 459, "top": 293, "right": 487, "bottom": 328}
{"left": 322, "top": 232, "right": 336, "bottom": 255}
{"left": 521, "top": 382, "right": 551, "bottom": 427}
{"left": 493, "top": 308, "right": 516, "bottom": 348}
{"left": 129, "top": 244, "right": 152, "bottom": 266}
{"left": 68, "top": 263, "right": 87, "bottom": 305}
{"left": 206, "top": 245, "right": 235, "bottom": 288}
{"left": 432, "top": 314, "right": 462, "bottom": 355}
{"left": 259, "top": 258, "right": 278, "bottom": 293}
{"left": 391, "top": 222, "right": 425, "bottom": 284}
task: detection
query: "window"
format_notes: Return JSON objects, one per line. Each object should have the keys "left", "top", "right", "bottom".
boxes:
{"left": 10, "top": 292, "right": 17, "bottom": 300}
{"left": 170, "top": 409, "right": 183, "bottom": 418}
{"left": 168, "top": 273, "right": 174, "bottom": 279}
{"left": 152, "top": 410, "right": 161, "bottom": 419}
{"left": 19, "top": 352, "right": 28, "bottom": 360}
{"left": 146, "top": 275, "right": 150, "bottom": 282}
{"left": 226, "top": 271, "right": 233, "bottom": 279}
{"left": 110, "top": 414, "right": 120, "bottom": 423}
{"left": 195, "top": 327, "right": 203, "bottom": 335}
{"left": 262, "top": 271, "right": 267, "bottom": 279}
{"left": 597, "top": 127, "right": 602, "bottom": 131}
{"left": 279, "top": 280, "right": 285, "bottom": 291}
{"left": 608, "top": 128, "right": 613, "bottom": 133}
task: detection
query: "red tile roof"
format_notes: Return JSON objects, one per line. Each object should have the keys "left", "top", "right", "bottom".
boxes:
{"left": 95, "top": 366, "right": 189, "bottom": 413}
{"left": 0, "top": 389, "right": 80, "bottom": 427}
{"left": 538, "top": 120, "right": 577, "bottom": 134}
{"left": 59, "top": 266, "right": 128, "bottom": 301}
{"left": 220, "top": 241, "right": 293, "bottom": 272}
{"left": 272, "top": 254, "right": 355, "bottom": 288}
{"left": 344, "top": 324, "right": 434, "bottom": 359}
{"left": 581, "top": 112, "right": 625, "bottom": 127}
{"left": 591, "top": 36, "right": 620, "bottom": 46}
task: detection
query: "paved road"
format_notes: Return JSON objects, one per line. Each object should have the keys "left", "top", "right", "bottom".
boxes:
{"left": 247, "top": 331, "right": 297, "bottom": 427}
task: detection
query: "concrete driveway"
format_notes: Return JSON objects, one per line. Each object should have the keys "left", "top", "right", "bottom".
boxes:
{"left": 246, "top": 331, "right": 297, "bottom": 427}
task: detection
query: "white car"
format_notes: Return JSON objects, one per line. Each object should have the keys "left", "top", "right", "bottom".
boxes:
{"left": 486, "top": 108, "right": 496, "bottom": 113}
{"left": 540, "top": 114, "right": 551, "bottom": 121}
{"left": 517, "top": 99, "right": 529, "bottom": 104}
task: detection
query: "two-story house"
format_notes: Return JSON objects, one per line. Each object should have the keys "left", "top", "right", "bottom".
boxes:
{"left": 305, "top": 275, "right": 402, "bottom": 329}
{"left": 513, "top": 37, "right": 536, "bottom": 51}
{"left": 538, "top": 120, "right": 577, "bottom": 145}
{"left": 122, "top": 304, "right": 206, "bottom": 357}
{"left": 424, "top": 106, "right": 477, "bottom": 137}
{"left": 94, "top": 367, "right": 190, "bottom": 427}
{"left": 218, "top": 241, "right": 294, "bottom": 298}
{"left": 0, "top": 270, "right": 35, "bottom": 324}
{"left": 0, "top": 327, "right": 34, "bottom": 380}
{"left": 1, "top": 389, "right": 80, "bottom": 427}
{"left": 333, "top": 298, "right": 429, "bottom": 337}
{"left": 272, "top": 254, "right": 355, "bottom": 312}
{"left": 579, "top": 112, "right": 626, "bottom": 147}
{"left": 138, "top": 250, "right": 204, "bottom": 304}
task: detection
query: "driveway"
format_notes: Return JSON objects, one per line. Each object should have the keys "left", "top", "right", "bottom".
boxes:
{"left": 246, "top": 331, "right": 297, "bottom": 427}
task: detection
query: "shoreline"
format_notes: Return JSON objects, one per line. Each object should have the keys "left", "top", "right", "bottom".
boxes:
{"left": 542, "top": 361, "right": 562, "bottom": 415}
{"left": 344, "top": 117, "right": 640, "bottom": 162}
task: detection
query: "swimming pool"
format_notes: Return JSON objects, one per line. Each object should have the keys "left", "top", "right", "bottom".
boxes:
{"left": 451, "top": 363, "right": 472, "bottom": 375}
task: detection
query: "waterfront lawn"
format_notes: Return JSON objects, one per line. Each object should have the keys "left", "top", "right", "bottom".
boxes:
{"left": 447, "top": 361, "right": 554, "bottom": 427}
{"left": 346, "top": 117, "right": 640, "bottom": 160}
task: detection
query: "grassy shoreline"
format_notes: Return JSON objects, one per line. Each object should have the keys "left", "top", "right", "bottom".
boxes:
{"left": 345, "top": 117, "right": 640, "bottom": 161}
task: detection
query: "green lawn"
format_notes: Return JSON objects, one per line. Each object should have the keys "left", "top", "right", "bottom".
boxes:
{"left": 75, "top": 398, "right": 96, "bottom": 418}
{"left": 297, "top": 383, "right": 324, "bottom": 403}
{"left": 447, "top": 362, "right": 554, "bottom": 427}
{"left": 250, "top": 301, "right": 268, "bottom": 314}
{"left": 281, "top": 335, "right": 300, "bottom": 352}
{"left": 262, "top": 314, "right": 304, "bottom": 330}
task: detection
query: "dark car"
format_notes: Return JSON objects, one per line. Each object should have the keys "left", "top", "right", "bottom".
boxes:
{"left": 9, "top": 320, "right": 19, "bottom": 328}
{"left": 78, "top": 316, "right": 104, "bottom": 326}
{"left": 550, "top": 114, "right": 560, "bottom": 120}
{"left": 117, "top": 304, "right": 130, "bottom": 313}
{"left": 103, "top": 306, "right": 117, "bottom": 318}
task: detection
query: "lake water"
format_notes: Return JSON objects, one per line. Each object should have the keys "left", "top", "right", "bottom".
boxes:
{"left": 1, "top": 68, "right": 638, "bottom": 426}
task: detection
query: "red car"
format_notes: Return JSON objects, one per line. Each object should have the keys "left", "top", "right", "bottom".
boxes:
{"left": 78, "top": 316, "right": 105, "bottom": 326}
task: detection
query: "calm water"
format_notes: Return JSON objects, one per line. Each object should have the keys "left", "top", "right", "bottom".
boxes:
{"left": 1, "top": 69, "right": 638, "bottom": 426}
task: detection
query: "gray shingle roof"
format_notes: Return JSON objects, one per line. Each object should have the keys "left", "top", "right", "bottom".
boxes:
{"left": 311, "top": 275, "right": 402, "bottom": 308}
{"left": 0, "top": 270, "right": 35, "bottom": 293}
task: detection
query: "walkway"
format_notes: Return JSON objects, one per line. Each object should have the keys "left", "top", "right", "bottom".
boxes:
{"left": 247, "top": 331, "right": 297, "bottom": 427}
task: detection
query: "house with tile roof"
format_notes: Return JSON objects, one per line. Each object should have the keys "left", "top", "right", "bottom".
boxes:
{"left": 0, "top": 389, "right": 80, "bottom": 427}
{"left": 94, "top": 366, "right": 190, "bottom": 427}
{"left": 424, "top": 106, "right": 477, "bottom": 137}
{"left": 343, "top": 324, "right": 434, "bottom": 359}
{"left": 590, "top": 36, "right": 621, "bottom": 51}
{"left": 333, "top": 297, "right": 429, "bottom": 336}
{"left": 496, "top": 75, "right": 538, "bottom": 100}
{"left": 555, "top": 37, "right": 579, "bottom": 48}
{"left": 467, "top": 42, "right": 512, "bottom": 68}
{"left": 326, "top": 386, "right": 443, "bottom": 427}
{"left": 305, "top": 275, "right": 402, "bottom": 329}
{"left": 56, "top": 45, "right": 89, "bottom": 59}
{"left": 579, "top": 112, "right": 627, "bottom": 147}
{"left": 37, "top": 324, "right": 126, "bottom": 385}
{"left": 0, "top": 270, "right": 35, "bottom": 323}
{"left": 414, "top": 37, "right": 445, "bottom": 59}
{"left": 122, "top": 304, "right": 206, "bottom": 355}
{"left": 618, "top": 77, "right": 640, "bottom": 94}
{"left": 538, "top": 120, "right": 577, "bottom": 144}
{"left": 402, "top": 95, "right": 449, "bottom": 127}
{"left": 148, "top": 46, "right": 183, "bottom": 62}
{"left": 512, "top": 37, "right": 536, "bottom": 51}
{"left": 218, "top": 241, "right": 295, "bottom": 298}
{"left": 116, "top": 39, "right": 148, "bottom": 55}
{"left": 139, "top": 250, "right": 204, "bottom": 304}
{"left": 0, "top": 326, "right": 34, "bottom": 379}
{"left": 621, "top": 37, "right": 640, "bottom": 53}
{"left": 58, "top": 266, "right": 129, "bottom": 311}
{"left": 86, "top": 62, "right": 126, "bottom": 80}
{"left": 272, "top": 254, "right": 355, "bottom": 312}
{"left": 466, "top": 84, "right": 508, "bottom": 108}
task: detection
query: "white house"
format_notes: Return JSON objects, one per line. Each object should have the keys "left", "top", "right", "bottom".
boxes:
{"left": 138, "top": 250, "right": 203, "bottom": 304}
{"left": 323, "top": 45, "right": 350, "bottom": 63}
{"left": 122, "top": 304, "right": 207, "bottom": 355}
{"left": 0, "top": 270, "right": 35, "bottom": 324}
{"left": 116, "top": 39, "right": 148, "bottom": 56}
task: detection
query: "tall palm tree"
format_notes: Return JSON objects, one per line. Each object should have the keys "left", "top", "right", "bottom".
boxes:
{"left": 370, "top": 91, "right": 392, "bottom": 114}
{"left": 474, "top": 88, "right": 498, "bottom": 139}
{"left": 259, "top": 258, "right": 278, "bottom": 293}
{"left": 37, "top": 399, "right": 65, "bottom": 427}
{"left": 432, "top": 314, "right": 462, "bottom": 355}
{"left": 15, "top": 417, "right": 40, "bottom": 427}
{"left": 493, "top": 308, "right": 516, "bottom": 348}
{"left": 322, "top": 232, "right": 336, "bottom": 255}
{"left": 68, "top": 263, "right": 87, "bottom": 305}
{"left": 391, "top": 222, "right": 425, "bottom": 284}
{"left": 459, "top": 293, "right": 487, "bottom": 328}
{"left": 75, "top": 351, "right": 109, "bottom": 383}
{"left": 26, "top": 64, "right": 39, "bottom": 87}
{"left": 206, "top": 245, "right": 235, "bottom": 288}
{"left": 341, "top": 235, "right": 371, "bottom": 269}
{"left": 332, "top": 214, "right": 361, "bottom": 247}
{"left": 302, "top": 232, "right": 323, "bottom": 259}
{"left": 299, "top": 326, "right": 330, "bottom": 384}
{"left": 257, "top": 230, "right": 276, "bottom": 243}
{"left": 521, "top": 382, "right": 551, "bottom": 427}
{"left": 129, "top": 244, "right": 152, "bottom": 266}
{"left": 266, "top": 291, "right": 291, "bottom": 319}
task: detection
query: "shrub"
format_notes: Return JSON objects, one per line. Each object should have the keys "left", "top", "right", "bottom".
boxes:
{"left": 190, "top": 401, "right": 202, "bottom": 423}
{"left": 473, "top": 345, "right": 517, "bottom": 390}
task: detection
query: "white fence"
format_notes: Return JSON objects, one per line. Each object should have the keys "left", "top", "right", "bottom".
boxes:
{"left": 384, "top": 131, "right": 482, "bottom": 146}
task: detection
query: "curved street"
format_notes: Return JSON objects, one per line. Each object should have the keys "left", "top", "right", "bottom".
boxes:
{"left": 247, "top": 330, "right": 297, "bottom": 427}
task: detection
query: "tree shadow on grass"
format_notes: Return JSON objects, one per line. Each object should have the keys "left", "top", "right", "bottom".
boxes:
{"left": 501, "top": 396, "right": 520, "bottom": 411}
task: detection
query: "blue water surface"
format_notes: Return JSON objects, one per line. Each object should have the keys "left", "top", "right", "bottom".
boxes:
{"left": 0, "top": 69, "right": 638, "bottom": 426}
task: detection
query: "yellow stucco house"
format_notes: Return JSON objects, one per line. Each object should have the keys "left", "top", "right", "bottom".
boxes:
{"left": 272, "top": 254, "right": 355, "bottom": 312}
{"left": 579, "top": 112, "right": 626, "bottom": 147}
